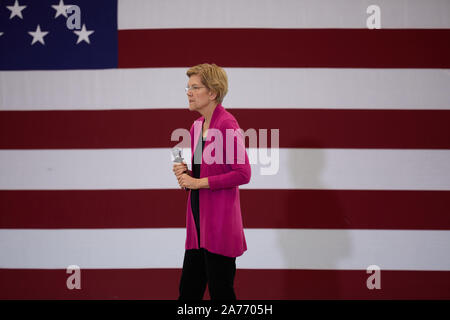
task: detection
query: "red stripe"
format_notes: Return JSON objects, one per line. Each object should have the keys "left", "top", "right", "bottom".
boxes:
{"left": 1, "top": 189, "right": 449, "bottom": 230}
{"left": 0, "top": 268, "right": 448, "bottom": 299}
{"left": 118, "top": 29, "right": 450, "bottom": 68}
{"left": 1, "top": 109, "right": 449, "bottom": 149}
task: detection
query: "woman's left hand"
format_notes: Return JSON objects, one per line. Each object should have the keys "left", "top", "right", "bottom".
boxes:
{"left": 177, "top": 173, "right": 199, "bottom": 190}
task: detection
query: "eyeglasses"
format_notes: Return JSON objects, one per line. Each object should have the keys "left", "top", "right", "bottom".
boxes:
{"left": 185, "top": 85, "right": 206, "bottom": 92}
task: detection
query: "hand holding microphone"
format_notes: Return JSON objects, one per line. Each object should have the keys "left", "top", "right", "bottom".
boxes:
{"left": 172, "top": 147, "right": 190, "bottom": 191}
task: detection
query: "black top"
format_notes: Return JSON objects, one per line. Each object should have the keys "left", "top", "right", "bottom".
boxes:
{"left": 190, "top": 130, "right": 206, "bottom": 247}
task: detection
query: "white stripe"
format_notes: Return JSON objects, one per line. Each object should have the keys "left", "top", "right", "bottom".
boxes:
{"left": 0, "top": 229, "right": 449, "bottom": 270}
{"left": 1, "top": 149, "right": 449, "bottom": 190}
{"left": 1, "top": 68, "right": 449, "bottom": 110}
{"left": 241, "top": 229, "right": 450, "bottom": 270}
{"left": 118, "top": 0, "right": 450, "bottom": 29}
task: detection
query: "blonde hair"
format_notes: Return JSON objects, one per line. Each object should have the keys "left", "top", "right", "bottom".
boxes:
{"left": 186, "top": 63, "right": 228, "bottom": 104}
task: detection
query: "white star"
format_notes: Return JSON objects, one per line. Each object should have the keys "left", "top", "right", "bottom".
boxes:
{"left": 28, "top": 25, "right": 49, "bottom": 45}
{"left": 73, "top": 24, "right": 94, "bottom": 44}
{"left": 7, "top": 0, "right": 27, "bottom": 19}
{"left": 51, "top": 0, "right": 72, "bottom": 18}
{"left": 0, "top": 32, "right": 3, "bottom": 37}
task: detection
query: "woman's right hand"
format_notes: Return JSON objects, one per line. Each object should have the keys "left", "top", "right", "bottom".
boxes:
{"left": 173, "top": 162, "right": 189, "bottom": 178}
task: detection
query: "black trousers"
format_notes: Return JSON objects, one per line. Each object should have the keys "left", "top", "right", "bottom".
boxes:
{"left": 178, "top": 248, "right": 237, "bottom": 301}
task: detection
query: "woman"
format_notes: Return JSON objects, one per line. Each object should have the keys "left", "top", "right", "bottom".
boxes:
{"left": 173, "top": 63, "right": 251, "bottom": 300}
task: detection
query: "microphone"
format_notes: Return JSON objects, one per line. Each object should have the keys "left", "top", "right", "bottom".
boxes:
{"left": 172, "top": 147, "right": 190, "bottom": 191}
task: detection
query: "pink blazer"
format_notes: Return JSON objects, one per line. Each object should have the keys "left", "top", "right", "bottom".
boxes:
{"left": 185, "top": 103, "right": 251, "bottom": 257}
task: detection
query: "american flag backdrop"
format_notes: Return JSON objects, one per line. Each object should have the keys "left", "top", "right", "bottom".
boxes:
{"left": 1, "top": 0, "right": 450, "bottom": 299}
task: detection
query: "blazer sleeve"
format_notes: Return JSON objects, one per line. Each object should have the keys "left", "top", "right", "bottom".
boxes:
{"left": 207, "top": 118, "right": 251, "bottom": 190}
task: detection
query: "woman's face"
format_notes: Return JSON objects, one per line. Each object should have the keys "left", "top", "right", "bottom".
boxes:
{"left": 186, "top": 74, "right": 215, "bottom": 112}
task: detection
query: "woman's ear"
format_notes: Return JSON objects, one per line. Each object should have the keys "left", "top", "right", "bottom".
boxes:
{"left": 208, "top": 90, "right": 217, "bottom": 101}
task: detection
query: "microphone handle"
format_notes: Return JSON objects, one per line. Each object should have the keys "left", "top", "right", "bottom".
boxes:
{"left": 174, "top": 159, "right": 190, "bottom": 191}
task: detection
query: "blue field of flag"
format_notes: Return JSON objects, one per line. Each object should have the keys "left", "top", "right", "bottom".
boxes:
{"left": 0, "top": 0, "right": 117, "bottom": 70}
